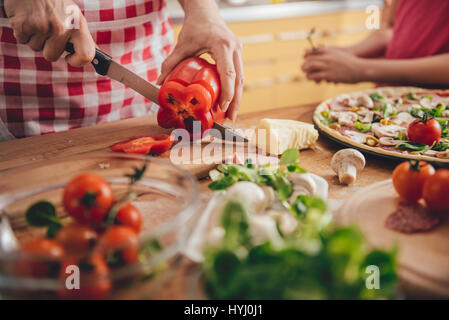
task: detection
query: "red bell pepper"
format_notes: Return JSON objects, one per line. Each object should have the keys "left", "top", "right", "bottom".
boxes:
{"left": 110, "top": 134, "right": 175, "bottom": 155}
{"left": 157, "top": 57, "right": 224, "bottom": 137}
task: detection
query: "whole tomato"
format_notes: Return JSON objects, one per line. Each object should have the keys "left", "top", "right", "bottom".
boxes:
{"left": 98, "top": 226, "right": 139, "bottom": 267}
{"left": 55, "top": 224, "right": 98, "bottom": 256}
{"left": 16, "top": 239, "right": 65, "bottom": 278}
{"left": 115, "top": 202, "right": 143, "bottom": 233}
{"left": 63, "top": 174, "right": 113, "bottom": 227}
{"left": 407, "top": 116, "right": 442, "bottom": 146}
{"left": 423, "top": 169, "right": 449, "bottom": 215}
{"left": 392, "top": 161, "right": 435, "bottom": 202}
{"left": 58, "top": 253, "right": 112, "bottom": 300}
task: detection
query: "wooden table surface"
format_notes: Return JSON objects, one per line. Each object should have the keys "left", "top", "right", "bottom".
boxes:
{"left": 0, "top": 102, "right": 400, "bottom": 299}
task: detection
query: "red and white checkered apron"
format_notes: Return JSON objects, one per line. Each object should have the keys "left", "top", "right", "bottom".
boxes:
{"left": 0, "top": 0, "right": 173, "bottom": 140}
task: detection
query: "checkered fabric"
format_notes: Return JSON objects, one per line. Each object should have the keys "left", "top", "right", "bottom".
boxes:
{"left": 0, "top": 0, "right": 173, "bottom": 139}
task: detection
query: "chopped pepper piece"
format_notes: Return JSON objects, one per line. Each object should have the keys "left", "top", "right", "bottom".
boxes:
{"left": 110, "top": 134, "right": 175, "bottom": 155}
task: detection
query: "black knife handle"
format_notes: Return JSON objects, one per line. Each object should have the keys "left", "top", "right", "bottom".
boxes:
{"left": 65, "top": 42, "right": 112, "bottom": 76}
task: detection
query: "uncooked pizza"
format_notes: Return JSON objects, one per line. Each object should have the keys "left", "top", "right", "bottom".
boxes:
{"left": 313, "top": 87, "right": 449, "bottom": 163}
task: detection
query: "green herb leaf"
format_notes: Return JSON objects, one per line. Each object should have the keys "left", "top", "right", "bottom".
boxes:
{"left": 126, "top": 163, "right": 147, "bottom": 185}
{"left": 280, "top": 148, "right": 300, "bottom": 165}
{"left": 369, "top": 93, "right": 385, "bottom": 102}
{"left": 221, "top": 200, "right": 251, "bottom": 249}
{"left": 25, "top": 201, "right": 62, "bottom": 238}
{"left": 381, "top": 103, "right": 398, "bottom": 119}
{"left": 396, "top": 141, "right": 428, "bottom": 152}
{"left": 405, "top": 93, "right": 418, "bottom": 101}
{"left": 354, "top": 121, "right": 371, "bottom": 133}
{"left": 433, "top": 140, "right": 449, "bottom": 151}
{"left": 209, "top": 175, "right": 236, "bottom": 190}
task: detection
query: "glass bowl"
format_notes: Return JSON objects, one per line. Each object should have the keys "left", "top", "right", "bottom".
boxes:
{"left": 0, "top": 152, "right": 200, "bottom": 299}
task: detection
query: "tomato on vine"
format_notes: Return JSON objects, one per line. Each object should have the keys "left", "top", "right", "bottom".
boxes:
{"left": 392, "top": 160, "right": 435, "bottom": 202}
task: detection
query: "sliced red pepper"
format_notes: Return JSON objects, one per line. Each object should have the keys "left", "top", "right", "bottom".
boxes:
{"left": 157, "top": 57, "right": 224, "bottom": 138}
{"left": 110, "top": 134, "right": 175, "bottom": 155}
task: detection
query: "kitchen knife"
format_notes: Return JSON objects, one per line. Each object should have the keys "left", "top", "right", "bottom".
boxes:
{"left": 65, "top": 43, "right": 248, "bottom": 142}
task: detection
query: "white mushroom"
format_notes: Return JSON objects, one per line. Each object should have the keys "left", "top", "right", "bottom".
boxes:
{"left": 337, "top": 112, "right": 358, "bottom": 126}
{"left": 371, "top": 123, "right": 407, "bottom": 138}
{"left": 443, "top": 110, "right": 449, "bottom": 117}
{"left": 267, "top": 210, "right": 298, "bottom": 236}
{"left": 206, "top": 227, "right": 225, "bottom": 248}
{"left": 420, "top": 97, "right": 433, "bottom": 109}
{"left": 287, "top": 173, "right": 317, "bottom": 203}
{"left": 379, "top": 137, "right": 404, "bottom": 146}
{"left": 225, "top": 181, "right": 269, "bottom": 213}
{"left": 261, "top": 185, "right": 275, "bottom": 209}
{"left": 248, "top": 215, "right": 282, "bottom": 246}
{"left": 357, "top": 95, "right": 374, "bottom": 109}
{"left": 391, "top": 112, "right": 416, "bottom": 126}
{"left": 331, "top": 149, "right": 366, "bottom": 185}
{"left": 343, "top": 130, "right": 369, "bottom": 144}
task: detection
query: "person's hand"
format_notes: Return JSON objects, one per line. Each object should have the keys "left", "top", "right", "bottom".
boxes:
{"left": 302, "top": 47, "right": 365, "bottom": 84}
{"left": 157, "top": 11, "right": 243, "bottom": 121}
{"left": 4, "top": 0, "right": 95, "bottom": 67}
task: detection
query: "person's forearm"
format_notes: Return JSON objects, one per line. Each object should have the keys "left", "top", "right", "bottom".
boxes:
{"left": 360, "top": 54, "right": 449, "bottom": 86}
{"left": 345, "top": 28, "right": 393, "bottom": 58}
{"left": 177, "top": 0, "right": 220, "bottom": 20}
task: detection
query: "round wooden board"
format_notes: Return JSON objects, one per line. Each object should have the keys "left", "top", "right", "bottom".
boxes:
{"left": 338, "top": 179, "right": 449, "bottom": 298}
{"left": 313, "top": 87, "right": 449, "bottom": 167}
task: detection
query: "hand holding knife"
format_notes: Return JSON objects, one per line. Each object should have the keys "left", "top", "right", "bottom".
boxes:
{"left": 65, "top": 43, "right": 247, "bottom": 142}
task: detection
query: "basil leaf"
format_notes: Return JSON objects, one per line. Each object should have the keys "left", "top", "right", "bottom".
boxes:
{"left": 26, "top": 201, "right": 59, "bottom": 227}
{"left": 369, "top": 93, "right": 385, "bottom": 101}
{"left": 209, "top": 176, "right": 236, "bottom": 190}
{"left": 26, "top": 201, "right": 62, "bottom": 238}
{"left": 433, "top": 140, "right": 449, "bottom": 151}
{"left": 280, "top": 148, "right": 300, "bottom": 165}
{"left": 396, "top": 142, "right": 428, "bottom": 152}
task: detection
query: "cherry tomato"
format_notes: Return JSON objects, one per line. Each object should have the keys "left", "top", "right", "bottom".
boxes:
{"left": 16, "top": 239, "right": 65, "bottom": 278}
{"left": 58, "top": 253, "right": 112, "bottom": 300}
{"left": 423, "top": 169, "right": 449, "bottom": 215}
{"left": 115, "top": 202, "right": 143, "bottom": 233}
{"left": 55, "top": 224, "right": 98, "bottom": 256}
{"left": 392, "top": 161, "right": 435, "bottom": 202}
{"left": 407, "top": 116, "right": 442, "bottom": 146}
{"left": 63, "top": 173, "right": 113, "bottom": 227}
{"left": 99, "top": 226, "right": 139, "bottom": 267}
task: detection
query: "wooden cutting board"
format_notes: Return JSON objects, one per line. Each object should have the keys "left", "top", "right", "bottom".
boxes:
{"left": 337, "top": 179, "right": 449, "bottom": 298}
{"left": 0, "top": 115, "right": 246, "bottom": 179}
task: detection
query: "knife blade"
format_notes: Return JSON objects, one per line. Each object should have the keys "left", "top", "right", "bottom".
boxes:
{"left": 65, "top": 43, "right": 247, "bottom": 142}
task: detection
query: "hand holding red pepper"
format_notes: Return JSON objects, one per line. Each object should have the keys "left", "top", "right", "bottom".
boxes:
{"left": 157, "top": 57, "right": 225, "bottom": 137}
{"left": 157, "top": 0, "right": 243, "bottom": 121}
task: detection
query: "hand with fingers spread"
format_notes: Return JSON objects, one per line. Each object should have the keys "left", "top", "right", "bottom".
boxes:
{"left": 301, "top": 47, "right": 365, "bottom": 84}
{"left": 4, "top": 0, "right": 95, "bottom": 67}
{"left": 157, "top": 1, "right": 243, "bottom": 121}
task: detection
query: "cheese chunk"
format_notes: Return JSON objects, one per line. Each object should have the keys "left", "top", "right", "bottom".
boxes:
{"left": 252, "top": 119, "right": 319, "bottom": 155}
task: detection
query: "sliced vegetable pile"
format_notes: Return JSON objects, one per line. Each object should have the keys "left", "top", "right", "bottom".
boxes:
{"left": 17, "top": 163, "right": 162, "bottom": 299}
{"left": 203, "top": 149, "right": 397, "bottom": 300}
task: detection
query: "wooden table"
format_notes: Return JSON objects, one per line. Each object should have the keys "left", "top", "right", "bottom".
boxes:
{"left": 0, "top": 103, "right": 399, "bottom": 299}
